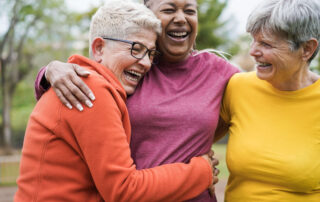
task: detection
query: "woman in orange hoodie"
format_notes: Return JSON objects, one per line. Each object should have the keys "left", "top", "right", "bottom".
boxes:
{"left": 15, "top": 1, "right": 217, "bottom": 201}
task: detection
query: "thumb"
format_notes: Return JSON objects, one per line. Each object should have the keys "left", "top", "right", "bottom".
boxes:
{"left": 73, "top": 64, "right": 91, "bottom": 77}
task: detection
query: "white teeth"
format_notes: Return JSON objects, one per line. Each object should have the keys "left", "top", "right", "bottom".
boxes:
{"left": 125, "top": 70, "right": 142, "bottom": 82}
{"left": 127, "top": 70, "right": 142, "bottom": 77}
{"left": 125, "top": 74, "right": 138, "bottom": 81}
{"left": 257, "top": 62, "right": 271, "bottom": 67}
{"left": 169, "top": 32, "right": 187, "bottom": 37}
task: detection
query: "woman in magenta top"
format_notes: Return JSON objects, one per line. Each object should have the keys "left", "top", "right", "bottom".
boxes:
{"left": 35, "top": 0, "right": 239, "bottom": 201}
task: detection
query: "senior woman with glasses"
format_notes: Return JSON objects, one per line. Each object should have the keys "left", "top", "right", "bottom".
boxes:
{"left": 217, "top": 0, "right": 320, "bottom": 201}
{"left": 33, "top": 0, "right": 238, "bottom": 201}
{"left": 15, "top": 1, "right": 218, "bottom": 202}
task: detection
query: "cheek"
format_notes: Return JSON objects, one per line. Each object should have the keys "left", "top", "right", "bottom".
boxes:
{"left": 192, "top": 18, "right": 198, "bottom": 28}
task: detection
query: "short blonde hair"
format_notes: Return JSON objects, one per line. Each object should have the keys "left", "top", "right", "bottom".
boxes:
{"left": 89, "top": 0, "right": 161, "bottom": 56}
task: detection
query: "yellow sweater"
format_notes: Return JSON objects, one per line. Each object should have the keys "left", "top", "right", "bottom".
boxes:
{"left": 221, "top": 72, "right": 320, "bottom": 202}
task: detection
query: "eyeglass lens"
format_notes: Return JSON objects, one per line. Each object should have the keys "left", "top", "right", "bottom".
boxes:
{"left": 131, "top": 43, "right": 157, "bottom": 61}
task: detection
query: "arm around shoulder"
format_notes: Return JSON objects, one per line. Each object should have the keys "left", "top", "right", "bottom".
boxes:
{"left": 60, "top": 77, "right": 212, "bottom": 201}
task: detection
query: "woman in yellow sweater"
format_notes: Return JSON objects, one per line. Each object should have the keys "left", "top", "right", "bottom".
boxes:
{"left": 218, "top": 0, "right": 320, "bottom": 201}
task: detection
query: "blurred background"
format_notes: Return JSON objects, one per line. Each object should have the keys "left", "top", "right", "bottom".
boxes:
{"left": 0, "top": 0, "right": 319, "bottom": 201}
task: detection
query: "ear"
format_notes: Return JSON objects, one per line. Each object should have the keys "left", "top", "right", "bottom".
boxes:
{"left": 301, "top": 38, "right": 318, "bottom": 61}
{"left": 91, "top": 37, "right": 106, "bottom": 63}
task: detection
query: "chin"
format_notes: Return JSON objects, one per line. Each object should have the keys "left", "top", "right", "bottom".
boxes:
{"left": 256, "top": 71, "right": 273, "bottom": 81}
{"left": 124, "top": 87, "right": 135, "bottom": 95}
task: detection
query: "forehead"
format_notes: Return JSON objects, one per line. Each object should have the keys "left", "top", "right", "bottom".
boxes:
{"left": 127, "top": 29, "right": 157, "bottom": 48}
{"left": 253, "top": 31, "right": 291, "bottom": 50}
{"left": 149, "top": 0, "right": 197, "bottom": 8}
{"left": 253, "top": 30, "right": 286, "bottom": 42}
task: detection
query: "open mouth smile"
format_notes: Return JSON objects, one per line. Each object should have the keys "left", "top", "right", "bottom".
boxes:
{"left": 167, "top": 31, "right": 190, "bottom": 41}
{"left": 257, "top": 62, "right": 272, "bottom": 68}
{"left": 124, "top": 70, "right": 143, "bottom": 82}
{"left": 168, "top": 31, "right": 189, "bottom": 38}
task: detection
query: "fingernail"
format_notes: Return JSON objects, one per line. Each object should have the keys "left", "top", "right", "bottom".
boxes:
{"left": 84, "top": 71, "right": 91, "bottom": 74}
{"left": 89, "top": 93, "right": 95, "bottom": 101}
{"left": 76, "top": 104, "right": 83, "bottom": 112}
{"left": 66, "top": 103, "right": 72, "bottom": 109}
{"left": 85, "top": 100, "right": 93, "bottom": 108}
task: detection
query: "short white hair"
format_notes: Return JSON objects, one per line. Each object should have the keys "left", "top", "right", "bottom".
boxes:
{"left": 89, "top": 0, "right": 161, "bottom": 56}
{"left": 246, "top": 0, "right": 320, "bottom": 62}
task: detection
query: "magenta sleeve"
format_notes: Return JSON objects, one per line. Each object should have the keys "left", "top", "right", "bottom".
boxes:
{"left": 34, "top": 66, "right": 50, "bottom": 100}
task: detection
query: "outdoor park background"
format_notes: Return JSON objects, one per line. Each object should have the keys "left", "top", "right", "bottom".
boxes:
{"left": 0, "top": 0, "right": 320, "bottom": 201}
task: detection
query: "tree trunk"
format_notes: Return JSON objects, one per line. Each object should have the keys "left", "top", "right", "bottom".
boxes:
{"left": 1, "top": 61, "right": 13, "bottom": 153}
{"left": 2, "top": 86, "right": 12, "bottom": 152}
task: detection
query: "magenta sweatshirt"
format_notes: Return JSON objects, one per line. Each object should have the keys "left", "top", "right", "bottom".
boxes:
{"left": 35, "top": 52, "right": 239, "bottom": 201}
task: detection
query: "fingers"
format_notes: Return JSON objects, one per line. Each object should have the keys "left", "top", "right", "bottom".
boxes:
{"left": 70, "top": 69, "right": 95, "bottom": 102}
{"left": 52, "top": 87, "right": 73, "bottom": 110}
{"left": 208, "top": 170, "right": 219, "bottom": 198}
{"left": 214, "top": 167, "right": 220, "bottom": 176}
{"left": 208, "top": 184, "right": 215, "bottom": 198}
{"left": 212, "top": 169, "right": 219, "bottom": 184}
{"left": 54, "top": 82, "right": 84, "bottom": 111}
{"left": 201, "top": 150, "right": 220, "bottom": 198}
{"left": 207, "top": 150, "right": 219, "bottom": 167}
{"left": 46, "top": 61, "right": 96, "bottom": 111}
{"left": 74, "top": 64, "right": 91, "bottom": 77}
{"left": 208, "top": 150, "right": 214, "bottom": 158}
{"left": 211, "top": 158, "right": 219, "bottom": 167}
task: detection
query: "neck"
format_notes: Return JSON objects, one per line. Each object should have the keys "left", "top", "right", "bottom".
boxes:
{"left": 270, "top": 69, "right": 319, "bottom": 91}
{"left": 160, "top": 52, "right": 191, "bottom": 64}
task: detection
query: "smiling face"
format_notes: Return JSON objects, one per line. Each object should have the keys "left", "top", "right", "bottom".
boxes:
{"left": 95, "top": 29, "right": 157, "bottom": 95}
{"left": 249, "top": 31, "right": 307, "bottom": 88}
{"left": 148, "top": 0, "right": 198, "bottom": 62}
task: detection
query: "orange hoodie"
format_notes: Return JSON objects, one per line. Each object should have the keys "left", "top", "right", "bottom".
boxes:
{"left": 15, "top": 55, "right": 212, "bottom": 202}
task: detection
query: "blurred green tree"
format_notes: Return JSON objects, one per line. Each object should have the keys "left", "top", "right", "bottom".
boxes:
{"left": 0, "top": 0, "right": 73, "bottom": 152}
{"left": 196, "top": 0, "right": 229, "bottom": 50}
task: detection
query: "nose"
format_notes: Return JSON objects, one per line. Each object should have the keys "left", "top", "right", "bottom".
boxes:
{"left": 138, "top": 54, "right": 152, "bottom": 72}
{"left": 173, "top": 10, "right": 186, "bottom": 24}
{"left": 249, "top": 42, "right": 262, "bottom": 57}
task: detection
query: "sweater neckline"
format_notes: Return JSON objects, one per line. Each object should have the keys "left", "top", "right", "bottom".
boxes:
{"left": 257, "top": 73, "right": 320, "bottom": 97}
{"left": 157, "top": 52, "right": 198, "bottom": 71}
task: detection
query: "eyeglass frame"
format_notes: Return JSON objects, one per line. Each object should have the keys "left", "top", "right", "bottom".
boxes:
{"left": 102, "top": 37, "right": 160, "bottom": 62}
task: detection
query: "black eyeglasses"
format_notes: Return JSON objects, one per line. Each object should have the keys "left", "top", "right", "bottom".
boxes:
{"left": 102, "top": 37, "right": 160, "bottom": 63}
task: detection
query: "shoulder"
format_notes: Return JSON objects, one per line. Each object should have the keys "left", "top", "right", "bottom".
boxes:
{"left": 84, "top": 69, "right": 124, "bottom": 100}
{"left": 226, "top": 71, "right": 258, "bottom": 93}
{"left": 194, "top": 51, "right": 240, "bottom": 77}
{"left": 229, "top": 71, "right": 257, "bottom": 83}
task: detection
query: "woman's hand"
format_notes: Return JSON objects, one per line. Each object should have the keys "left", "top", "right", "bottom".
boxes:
{"left": 201, "top": 150, "right": 219, "bottom": 197}
{"left": 46, "top": 60, "right": 96, "bottom": 111}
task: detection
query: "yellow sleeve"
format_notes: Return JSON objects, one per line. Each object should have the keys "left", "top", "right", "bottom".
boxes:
{"left": 220, "top": 75, "right": 236, "bottom": 124}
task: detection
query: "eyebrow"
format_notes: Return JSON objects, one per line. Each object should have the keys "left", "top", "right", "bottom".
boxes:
{"left": 134, "top": 40, "right": 156, "bottom": 50}
{"left": 161, "top": 2, "right": 197, "bottom": 8}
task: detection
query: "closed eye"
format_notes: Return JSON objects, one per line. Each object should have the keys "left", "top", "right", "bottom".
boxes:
{"left": 185, "top": 9, "right": 196, "bottom": 15}
{"left": 161, "top": 8, "right": 175, "bottom": 14}
{"left": 261, "top": 42, "right": 272, "bottom": 48}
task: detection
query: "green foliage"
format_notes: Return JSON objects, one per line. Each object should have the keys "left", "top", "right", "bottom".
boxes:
{"left": 196, "top": 0, "right": 229, "bottom": 50}
{"left": 0, "top": 161, "right": 20, "bottom": 186}
{"left": 11, "top": 77, "right": 36, "bottom": 130}
{"left": 0, "top": 0, "right": 107, "bottom": 148}
{"left": 311, "top": 55, "right": 320, "bottom": 73}
{"left": 0, "top": 0, "right": 90, "bottom": 148}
